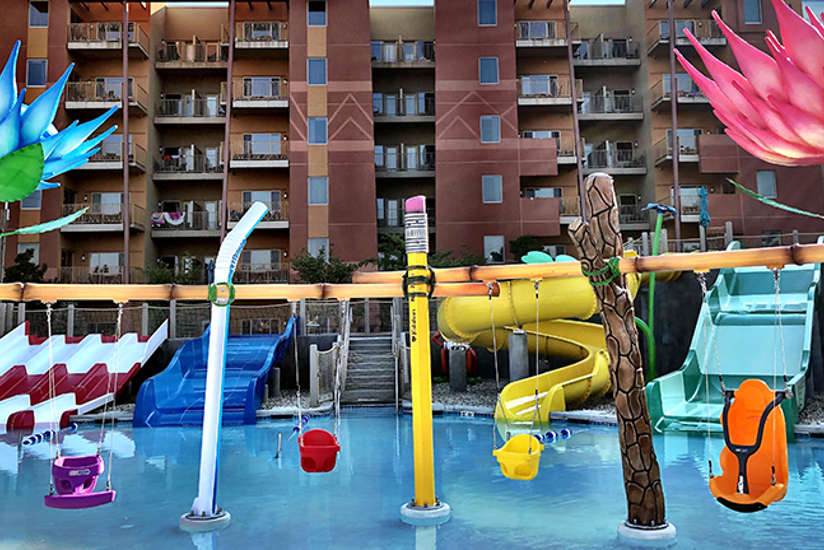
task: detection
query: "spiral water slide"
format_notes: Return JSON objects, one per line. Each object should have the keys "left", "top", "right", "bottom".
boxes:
{"left": 438, "top": 268, "right": 644, "bottom": 426}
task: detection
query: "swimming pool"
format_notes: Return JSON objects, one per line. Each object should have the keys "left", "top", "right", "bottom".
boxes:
{"left": 1, "top": 408, "right": 822, "bottom": 550}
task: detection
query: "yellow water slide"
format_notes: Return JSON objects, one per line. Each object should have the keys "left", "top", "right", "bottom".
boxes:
{"left": 437, "top": 268, "right": 645, "bottom": 426}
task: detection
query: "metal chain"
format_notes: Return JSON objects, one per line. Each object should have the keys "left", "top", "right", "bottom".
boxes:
{"left": 46, "top": 303, "right": 56, "bottom": 493}
{"left": 106, "top": 303, "right": 123, "bottom": 490}
{"left": 697, "top": 272, "right": 714, "bottom": 478}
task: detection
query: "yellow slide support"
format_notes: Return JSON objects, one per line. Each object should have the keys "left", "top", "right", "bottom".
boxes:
{"left": 437, "top": 267, "right": 642, "bottom": 426}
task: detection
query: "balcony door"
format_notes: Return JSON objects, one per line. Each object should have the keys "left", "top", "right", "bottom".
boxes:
{"left": 91, "top": 192, "right": 122, "bottom": 215}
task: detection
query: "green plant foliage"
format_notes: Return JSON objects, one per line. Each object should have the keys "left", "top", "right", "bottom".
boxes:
{"left": 4, "top": 248, "right": 46, "bottom": 282}
{"left": 0, "top": 143, "right": 44, "bottom": 202}
{"left": 292, "top": 246, "right": 362, "bottom": 284}
{"left": 373, "top": 233, "right": 406, "bottom": 271}
{"left": 509, "top": 235, "right": 542, "bottom": 263}
{"left": 429, "top": 249, "right": 487, "bottom": 268}
{"left": 144, "top": 257, "right": 205, "bottom": 285}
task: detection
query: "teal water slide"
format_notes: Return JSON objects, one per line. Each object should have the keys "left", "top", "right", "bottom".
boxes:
{"left": 646, "top": 240, "right": 823, "bottom": 436}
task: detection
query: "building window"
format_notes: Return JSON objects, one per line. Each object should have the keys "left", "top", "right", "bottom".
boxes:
{"left": 376, "top": 198, "right": 385, "bottom": 221}
{"left": 525, "top": 187, "right": 562, "bottom": 198}
{"left": 21, "top": 190, "right": 42, "bottom": 209}
{"left": 484, "top": 235, "right": 505, "bottom": 263}
{"left": 308, "top": 0, "right": 326, "bottom": 26}
{"left": 242, "top": 191, "right": 281, "bottom": 217}
{"left": 307, "top": 58, "right": 327, "bottom": 85}
{"left": 756, "top": 170, "right": 777, "bottom": 198}
{"left": 308, "top": 177, "right": 328, "bottom": 205}
{"left": 241, "top": 249, "right": 281, "bottom": 270}
{"left": 482, "top": 175, "right": 503, "bottom": 203}
{"left": 308, "top": 117, "right": 327, "bottom": 144}
{"left": 242, "top": 133, "right": 282, "bottom": 157}
{"left": 308, "top": 238, "right": 329, "bottom": 259}
{"left": 26, "top": 59, "right": 47, "bottom": 87}
{"left": 243, "top": 77, "right": 280, "bottom": 98}
{"left": 89, "top": 252, "right": 123, "bottom": 273}
{"left": 91, "top": 192, "right": 122, "bottom": 215}
{"left": 29, "top": 1, "right": 49, "bottom": 27}
{"left": 743, "top": 0, "right": 762, "bottom": 24}
{"left": 478, "top": 0, "right": 497, "bottom": 26}
{"left": 17, "top": 243, "right": 39, "bottom": 264}
{"left": 479, "top": 57, "right": 499, "bottom": 85}
{"left": 480, "top": 115, "right": 501, "bottom": 143}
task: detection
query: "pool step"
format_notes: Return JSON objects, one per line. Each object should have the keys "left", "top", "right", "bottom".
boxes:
{"left": 343, "top": 336, "right": 396, "bottom": 404}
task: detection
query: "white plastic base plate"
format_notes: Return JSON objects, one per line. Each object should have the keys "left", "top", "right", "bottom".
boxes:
{"left": 179, "top": 510, "right": 232, "bottom": 533}
{"left": 617, "top": 521, "right": 677, "bottom": 547}
{"left": 399, "top": 501, "right": 451, "bottom": 526}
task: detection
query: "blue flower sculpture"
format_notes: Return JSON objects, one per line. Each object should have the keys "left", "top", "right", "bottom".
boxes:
{"left": 0, "top": 41, "right": 118, "bottom": 202}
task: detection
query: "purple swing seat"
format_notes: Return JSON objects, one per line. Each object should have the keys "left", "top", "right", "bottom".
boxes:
{"left": 44, "top": 455, "right": 116, "bottom": 510}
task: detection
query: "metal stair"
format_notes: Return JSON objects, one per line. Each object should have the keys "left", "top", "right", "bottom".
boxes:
{"left": 341, "top": 336, "right": 396, "bottom": 404}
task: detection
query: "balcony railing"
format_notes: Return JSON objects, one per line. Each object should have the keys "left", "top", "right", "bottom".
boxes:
{"left": 373, "top": 91, "right": 435, "bottom": 117}
{"left": 230, "top": 135, "right": 288, "bottom": 162}
{"left": 222, "top": 77, "right": 288, "bottom": 103}
{"left": 375, "top": 145, "right": 435, "bottom": 172}
{"left": 560, "top": 196, "right": 581, "bottom": 217}
{"left": 228, "top": 201, "right": 288, "bottom": 223}
{"left": 574, "top": 38, "right": 639, "bottom": 61}
{"left": 59, "top": 266, "right": 135, "bottom": 284}
{"left": 62, "top": 202, "right": 145, "bottom": 230}
{"left": 157, "top": 40, "right": 227, "bottom": 65}
{"left": 586, "top": 149, "right": 646, "bottom": 170}
{"left": 67, "top": 22, "right": 149, "bottom": 54}
{"left": 155, "top": 152, "right": 223, "bottom": 174}
{"left": 157, "top": 98, "right": 225, "bottom": 118}
{"left": 619, "top": 204, "right": 648, "bottom": 225}
{"left": 646, "top": 19, "right": 724, "bottom": 51}
{"left": 378, "top": 203, "right": 434, "bottom": 228}
{"left": 371, "top": 40, "right": 435, "bottom": 65}
{"left": 66, "top": 80, "right": 149, "bottom": 110}
{"left": 522, "top": 130, "right": 576, "bottom": 158}
{"left": 233, "top": 264, "right": 290, "bottom": 283}
{"left": 515, "top": 20, "right": 580, "bottom": 42}
{"left": 579, "top": 94, "right": 641, "bottom": 114}
{"left": 654, "top": 136, "right": 699, "bottom": 162}
{"left": 655, "top": 188, "right": 703, "bottom": 217}
{"left": 87, "top": 139, "right": 147, "bottom": 169}
{"left": 151, "top": 210, "right": 220, "bottom": 231}
{"left": 234, "top": 21, "right": 288, "bottom": 43}
{"left": 650, "top": 78, "right": 707, "bottom": 106}
{"left": 517, "top": 76, "right": 583, "bottom": 100}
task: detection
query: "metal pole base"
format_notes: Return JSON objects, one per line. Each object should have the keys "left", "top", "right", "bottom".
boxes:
{"left": 179, "top": 509, "right": 231, "bottom": 533}
{"left": 400, "top": 501, "right": 451, "bottom": 526}
{"left": 617, "top": 521, "right": 676, "bottom": 546}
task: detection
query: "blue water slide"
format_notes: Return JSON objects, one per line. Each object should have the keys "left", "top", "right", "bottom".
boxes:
{"left": 134, "top": 316, "right": 295, "bottom": 427}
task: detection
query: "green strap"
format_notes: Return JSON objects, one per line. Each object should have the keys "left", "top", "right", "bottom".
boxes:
{"left": 582, "top": 256, "right": 622, "bottom": 287}
{"left": 208, "top": 282, "right": 235, "bottom": 307}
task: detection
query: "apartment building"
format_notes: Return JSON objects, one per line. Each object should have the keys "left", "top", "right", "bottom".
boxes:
{"left": 3, "top": 0, "right": 823, "bottom": 280}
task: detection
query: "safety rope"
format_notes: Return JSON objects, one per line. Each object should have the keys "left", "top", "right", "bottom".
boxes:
{"left": 697, "top": 272, "right": 714, "bottom": 479}
{"left": 293, "top": 307, "right": 303, "bottom": 436}
{"left": 488, "top": 282, "right": 507, "bottom": 449}
{"left": 530, "top": 280, "right": 541, "bottom": 433}
{"left": 771, "top": 268, "right": 787, "bottom": 485}
{"left": 46, "top": 303, "right": 56, "bottom": 494}
{"left": 105, "top": 303, "right": 123, "bottom": 490}
{"left": 582, "top": 257, "right": 622, "bottom": 287}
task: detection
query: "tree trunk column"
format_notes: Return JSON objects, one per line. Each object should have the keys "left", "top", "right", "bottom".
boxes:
{"left": 569, "top": 173, "right": 675, "bottom": 540}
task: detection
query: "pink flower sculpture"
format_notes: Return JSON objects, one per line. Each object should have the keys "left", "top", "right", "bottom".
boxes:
{"left": 676, "top": 0, "right": 824, "bottom": 166}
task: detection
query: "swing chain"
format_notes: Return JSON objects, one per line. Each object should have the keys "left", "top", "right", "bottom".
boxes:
{"left": 772, "top": 268, "right": 790, "bottom": 390}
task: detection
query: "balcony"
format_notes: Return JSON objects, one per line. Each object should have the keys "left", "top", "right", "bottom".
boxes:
{"left": 222, "top": 78, "right": 288, "bottom": 109}
{"left": 233, "top": 264, "right": 290, "bottom": 283}
{"left": 155, "top": 98, "right": 225, "bottom": 125}
{"left": 655, "top": 188, "right": 704, "bottom": 224}
{"left": 517, "top": 76, "right": 583, "bottom": 108}
{"left": 573, "top": 38, "right": 640, "bottom": 68}
{"left": 67, "top": 22, "right": 149, "bottom": 58}
{"left": 231, "top": 21, "right": 288, "bottom": 51}
{"left": 520, "top": 197, "right": 561, "bottom": 237}
{"left": 371, "top": 40, "right": 435, "bottom": 69}
{"left": 154, "top": 150, "right": 224, "bottom": 181}
{"left": 151, "top": 210, "right": 221, "bottom": 238}
{"left": 698, "top": 134, "right": 740, "bottom": 174}
{"left": 650, "top": 78, "right": 709, "bottom": 110}
{"left": 230, "top": 134, "right": 289, "bottom": 169}
{"left": 654, "top": 136, "right": 699, "bottom": 165}
{"left": 377, "top": 201, "right": 434, "bottom": 233}
{"left": 58, "top": 266, "right": 141, "bottom": 284}
{"left": 646, "top": 19, "right": 725, "bottom": 56}
{"left": 519, "top": 136, "right": 558, "bottom": 177}
{"left": 559, "top": 196, "right": 581, "bottom": 224}
{"left": 515, "top": 20, "right": 580, "bottom": 49}
{"left": 228, "top": 201, "right": 288, "bottom": 230}
{"left": 522, "top": 131, "right": 577, "bottom": 165}
{"left": 585, "top": 149, "right": 646, "bottom": 175}
{"left": 373, "top": 91, "right": 435, "bottom": 123}
{"left": 375, "top": 144, "right": 435, "bottom": 178}
{"left": 578, "top": 94, "right": 643, "bottom": 121}
{"left": 65, "top": 80, "right": 148, "bottom": 115}
{"left": 619, "top": 204, "right": 649, "bottom": 230}
{"left": 60, "top": 202, "right": 145, "bottom": 233}
{"left": 156, "top": 39, "right": 227, "bottom": 70}
{"left": 73, "top": 138, "right": 147, "bottom": 172}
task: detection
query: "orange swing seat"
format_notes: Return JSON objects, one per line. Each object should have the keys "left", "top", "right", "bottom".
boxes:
{"left": 709, "top": 379, "right": 788, "bottom": 513}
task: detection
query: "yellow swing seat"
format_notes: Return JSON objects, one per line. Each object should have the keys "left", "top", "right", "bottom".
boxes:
{"left": 709, "top": 379, "right": 789, "bottom": 513}
{"left": 493, "top": 433, "right": 544, "bottom": 480}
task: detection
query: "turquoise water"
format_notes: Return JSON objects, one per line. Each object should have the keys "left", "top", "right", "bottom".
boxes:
{"left": 1, "top": 408, "right": 823, "bottom": 550}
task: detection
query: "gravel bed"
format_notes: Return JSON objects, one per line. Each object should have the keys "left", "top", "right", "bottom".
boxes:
{"left": 262, "top": 390, "right": 332, "bottom": 411}
{"left": 799, "top": 392, "right": 824, "bottom": 424}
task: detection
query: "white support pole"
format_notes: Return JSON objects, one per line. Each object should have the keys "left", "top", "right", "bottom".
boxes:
{"left": 180, "top": 202, "right": 268, "bottom": 533}
{"left": 142, "top": 303, "right": 149, "bottom": 335}
{"left": 724, "top": 221, "right": 733, "bottom": 247}
{"left": 17, "top": 303, "right": 25, "bottom": 327}
{"left": 67, "top": 304, "right": 75, "bottom": 338}
{"left": 169, "top": 299, "right": 177, "bottom": 340}
{"left": 699, "top": 225, "right": 707, "bottom": 252}
{"left": 309, "top": 344, "right": 320, "bottom": 408}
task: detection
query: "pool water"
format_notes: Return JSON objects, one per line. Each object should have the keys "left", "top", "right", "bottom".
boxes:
{"left": 1, "top": 408, "right": 823, "bottom": 550}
